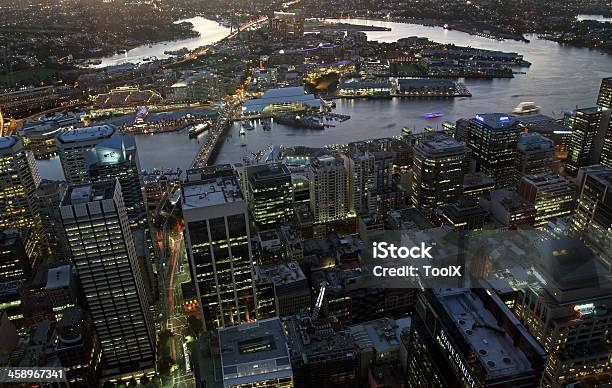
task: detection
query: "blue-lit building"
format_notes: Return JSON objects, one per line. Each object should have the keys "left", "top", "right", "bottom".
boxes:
{"left": 467, "top": 113, "right": 521, "bottom": 188}
{"left": 85, "top": 134, "right": 146, "bottom": 227}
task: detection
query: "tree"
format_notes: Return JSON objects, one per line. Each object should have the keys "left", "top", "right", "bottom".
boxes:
{"left": 128, "top": 377, "right": 138, "bottom": 387}
{"left": 187, "top": 315, "right": 203, "bottom": 336}
{"left": 139, "top": 375, "right": 150, "bottom": 386}
{"left": 102, "top": 382, "right": 115, "bottom": 388}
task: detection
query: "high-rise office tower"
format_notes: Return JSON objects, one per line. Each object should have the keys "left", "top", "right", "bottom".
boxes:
{"left": 245, "top": 163, "right": 293, "bottom": 228}
{"left": 517, "top": 132, "right": 556, "bottom": 177}
{"left": 55, "top": 307, "right": 101, "bottom": 387}
{"left": 343, "top": 151, "right": 376, "bottom": 215}
{"left": 59, "top": 180, "right": 155, "bottom": 373}
{"left": 517, "top": 173, "right": 575, "bottom": 229}
{"left": 56, "top": 125, "right": 116, "bottom": 185}
{"left": 181, "top": 175, "right": 256, "bottom": 330}
{"left": 408, "top": 288, "right": 546, "bottom": 388}
{"left": 566, "top": 107, "right": 603, "bottom": 175}
{"left": 597, "top": 77, "right": 611, "bottom": 109}
{"left": 571, "top": 165, "right": 612, "bottom": 269}
{"left": 467, "top": 114, "right": 521, "bottom": 188}
{"left": 85, "top": 134, "right": 146, "bottom": 227}
{"left": 515, "top": 238, "right": 611, "bottom": 387}
{"left": 36, "top": 180, "right": 68, "bottom": 259}
{"left": 309, "top": 155, "right": 348, "bottom": 223}
{"left": 600, "top": 117, "right": 612, "bottom": 168}
{"left": 0, "top": 229, "right": 31, "bottom": 283}
{"left": 410, "top": 134, "right": 466, "bottom": 218}
{"left": 0, "top": 136, "right": 41, "bottom": 230}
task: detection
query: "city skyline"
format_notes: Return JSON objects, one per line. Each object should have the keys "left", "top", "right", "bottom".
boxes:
{"left": 0, "top": 2, "right": 611, "bottom": 388}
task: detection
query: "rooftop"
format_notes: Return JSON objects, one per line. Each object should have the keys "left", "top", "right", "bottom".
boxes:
{"left": 472, "top": 113, "right": 519, "bottom": 129}
{"left": 61, "top": 180, "right": 117, "bottom": 206}
{"left": 56, "top": 125, "right": 115, "bottom": 144}
{"left": 349, "top": 317, "right": 411, "bottom": 355}
{"left": 242, "top": 87, "right": 319, "bottom": 113}
{"left": 517, "top": 132, "right": 555, "bottom": 152}
{"left": 257, "top": 261, "right": 307, "bottom": 286}
{"left": 219, "top": 318, "right": 291, "bottom": 387}
{"left": 434, "top": 288, "right": 534, "bottom": 378}
{"left": 0, "top": 136, "right": 20, "bottom": 152}
{"left": 46, "top": 265, "right": 71, "bottom": 290}
{"left": 182, "top": 177, "right": 243, "bottom": 208}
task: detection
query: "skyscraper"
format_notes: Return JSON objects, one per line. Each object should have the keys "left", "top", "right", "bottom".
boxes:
{"left": 56, "top": 125, "right": 116, "bottom": 185}
{"left": 596, "top": 77, "right": 612, "bottom": 109}
{"left": 59, "top": 180, "right": 155, "bottom": 374}
{"left": 467, "top": 113, "right": 521, "bottom": 188}
{"left": 309, "top": 155, "right": 348, "bottom": 223}
{"left": 410, "top": 134, "right": 466, "bottom": 218}
{"left": 565, "top": 107, "right": 603, "bottom": 175}
{"left": 85, "top": 134, "right": 146, "bottom": 227}
{"left": 515, "top": 238, "right": 611, "bottom": 387}
{"left": 517, "top": 172, "right": 575, "bottom": 229}
{"left": 0, "top": 229, "right": 31, "bottom": 283}
{"left": 408, "top": 288, "right": 546, "bottom": 388}
{"left": 0, "top": 136, "right": 41, "bottom": 230}
{"left": 517, "top": 132, "right": 556, "bottom": 177}
{"left": 181, "top": 175, "right": 256, "bottom": 330}
{"left": 571, "top": 165, "right": 612, "bottom": 269}
{"left": 36, "top": 179, "right": 68, "bottom": 259}
{"left": 600, "top": 117, "right": 612, "bottom": 168}
{"left": 342, "top": 151, "right": 376, "bottom": 215}
{"left": 245, "top": 163, "right": 293, "bottom": 228}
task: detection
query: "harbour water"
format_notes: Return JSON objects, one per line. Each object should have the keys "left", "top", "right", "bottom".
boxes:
{"left": 92, "top": 17, "right": 230, "bottom": 68}
{"left": 37, "top": 18, "right": 612, "bottom": 180}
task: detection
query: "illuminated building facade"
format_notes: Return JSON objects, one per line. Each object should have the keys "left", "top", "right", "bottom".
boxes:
{"left": 600, "top": 117, "right": 612, "bottom": 168}
{"left": 0, "top": 229, "right": 31, "bottom": 283}
{"left": 517, "top": 173, "right": 575, "bottom": 229}
{"left": 56, "top": 125, "right": 116, "bottom": 185}
{"left": 0, "top": 136, "right": 41, "bottom": 231}
{"left": 468, "top": 113, "right": 521, "bottom": 188}
{"left": 596, "top": 77, "right": 612, "bottom": 109}
{"left": 410, "top": 134, "right": 466, "bottom": 218}
{"left": 59, "top": 180, "right": 155, "bottom": 373}
{"left": 462, "top": 172, "right": 495, "bottom": 203}
{"left": 245, "top": 163, "right": 293, "bottom": 228}
{"left": 517, "top": 132, "right": 557, "bottom": 177}
{"left": 408, "top": 288, "right": 546, "bottom": 388}
{"left": 36, "top": 179, "right": 68, "bottom": 259}
{"left": 565, "top": 107, "right": 603, "bottom": 175}
{"left": 85, "top": 134, "right": 146, "bottom": 227}
{"left": 309, "top": 155, "right": 349, "bottom": 223}
{"left": 218, "top": 317, "right": 293, "bottom": 388}
{"left": 515, "top": 238, "right": 612, "bottom": 387}
{"left": 570, "top": 165, "right": 612, "bottom": 270}
{"left": 55, "top": 307, "right": 101, "bottom": 388}
{"left": 343, "top": 151, "right": 376, "bottom": 215}
{"left": 254, "top": 261, "right": 310, "bottom": 319}
{"left": 181, "top": 175, "right": 256, "bottom": 330}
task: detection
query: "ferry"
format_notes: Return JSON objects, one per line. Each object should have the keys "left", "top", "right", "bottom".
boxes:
{"left": 188, "top": 122, "right": 210, "bottom": 138}
{"left": 423, "top": 112, "right": 444, "bottom": 119}
{"left": 242, "top": 121, "right": 254, "bottom": 131}
{"left": 512, "top": 102, "right": 541, "bottom": 115}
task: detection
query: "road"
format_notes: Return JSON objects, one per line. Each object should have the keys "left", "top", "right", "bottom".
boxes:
{"left": 154, "top": 205, "right": 195, "bottom": 388}
{"left": 190, "top": 103, "right": 239, "bottom": 169}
